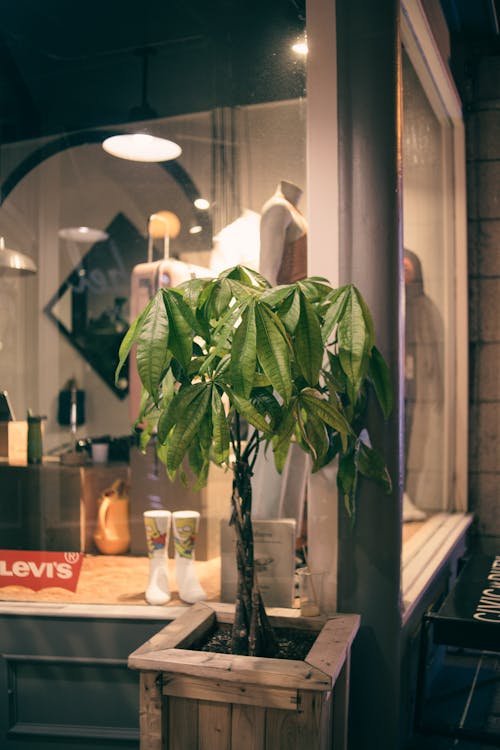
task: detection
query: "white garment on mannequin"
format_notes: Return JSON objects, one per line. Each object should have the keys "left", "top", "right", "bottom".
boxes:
{"left": 209, "top": 209, "right": 261, "bottom": 274}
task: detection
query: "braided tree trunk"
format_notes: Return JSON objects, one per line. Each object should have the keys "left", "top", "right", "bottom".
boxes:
{"left": 229, "top": 457, "right": 277, "bottom": 657}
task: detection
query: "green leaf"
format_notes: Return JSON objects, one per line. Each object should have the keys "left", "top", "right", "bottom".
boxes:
{"left": 188, "top": 439, "right": 210, "bottom": 490}
{"left": 165, "top": 384, "right": 212, "bottom": 474}
{"left": 337, "top": 287, "right": 371, "bottom": 400}
{"left": 162, "top": 289, "right": 195, "bottom": 371}
{"left": 251, "top": 388, "right": 281, "bottom": 431}
{"left": 222, "top": 265, "right": 270, "bottom": 288}
{"left": 199, "top": 300, "right": 246, "bottom": 374}
{"left": 294, "top": 292, "right": 323, "bottom": 386}
{"left": 261, "top": 285, "right": 295, "bottom": 307}
{"left": 296, "top": 278, "right": 333, "bottom": 302}
{"left": 323, "top": 352, "right": 347, "bottom": 393}
{"left": 207, "top": 278, "right": 233, "bottom": 319}
{"left": 302, "top": 411, "right": 329, "bottom": 468}
{"left": 136, "top": 292, "right": 171, "bottom": 402}
{"left": 255, "top": 303, "right": 292, "bottom": 402}
{"left": 356, "top": 439, "right": 392, "bottom": 493}
{"left": 271, "top": 405, "right": 296, "bottom": 472}
{"left": 299, "top": 388, "right": 352, "bottom": 442}
{"left": 115, "top": 300, "right": 150, "bottom": 384}
{"left": 158, "top": 382, "right": 207, "bottom": 443}
{"left": 276, "top": 289, "right": 301, "bottom": 334}
{"left": 230, "top": 301, "right": 257, "bottom": 398}
{"left": 177, "top": 276, "right": 213, "bottom": 309}
{"left": 337, "top": 452, "right": 358, "bottom": 521}
{"left": 227, "top": 387, "right": 272, "bottom": 435}
{"left": 369, "top": 346, "right": 393, "bottom": 420}
{"left": 321, "top": 286, "right": 350, "bottom": 343}
{"left": 211, "top": 386, "right": 230, "bottom": 464}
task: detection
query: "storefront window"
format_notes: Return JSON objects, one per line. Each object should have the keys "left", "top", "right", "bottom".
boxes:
{"left": 0, "top": 1, "right": 307, "bottom": 607}
{"left": 402, "top": 48, "right": 449, "bottom": 519}
{"left": 401, "top": 4, "right": 468, "bottom": 526}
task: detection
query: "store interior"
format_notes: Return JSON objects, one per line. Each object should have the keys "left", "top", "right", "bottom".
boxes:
{"left": 0, "top": 0, "right": 450, "bottom": 612}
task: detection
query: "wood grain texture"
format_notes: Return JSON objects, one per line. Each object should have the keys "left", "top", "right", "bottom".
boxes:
{"left": 305, "top": 614, "right": 360, "bottom": 683}
{"left": 199, "top": 701, "right": 231, "bottom": 750}
{"left": 265, "top": 691, "right": 324, "bottom": 750}
{"left": 139, "top": 672, "right": 163, "bottom": 750}
{"left": 162, "top": 674, "right": 299, "bottom": 709}
{"left": 168, "top": 696, "right": 198, "bottom": 750}
{"left": 130, "top": 602, "right": 214, "bottom": 660}
{"left": 231, "top": 704, "right": 266, "bottom": 749}
{"left": 131, "top": 647, "right": 330, "bottom": 690}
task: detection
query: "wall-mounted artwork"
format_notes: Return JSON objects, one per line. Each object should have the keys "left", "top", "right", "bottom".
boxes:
{"left": 44, "top": 213, "right": 147, "bottom": 399}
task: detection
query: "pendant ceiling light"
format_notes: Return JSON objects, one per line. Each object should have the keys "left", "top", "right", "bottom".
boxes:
{"left": 58, "top": 226, "right": 109, "bottom": 243}
{"left": 0, "top": 236, "right": 37, "bottom": 275}
{"left": 101, "top": 48, "right": 181, "bottom": 163}
{"left": 102, "top": 133, "right": 181, "bottom": 162}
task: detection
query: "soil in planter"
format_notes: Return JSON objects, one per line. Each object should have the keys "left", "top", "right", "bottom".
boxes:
{"left": 192, "top": 623, "right": 318, "bottom": 661}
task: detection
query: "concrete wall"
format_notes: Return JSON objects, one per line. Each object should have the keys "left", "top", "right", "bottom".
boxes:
{"left": 465, "top": 50, "right": 500, "bottom": 537}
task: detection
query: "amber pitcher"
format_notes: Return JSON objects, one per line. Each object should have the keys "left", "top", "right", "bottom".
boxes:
{"left": 93, "top": 479, "right": 130, "bottom": 555}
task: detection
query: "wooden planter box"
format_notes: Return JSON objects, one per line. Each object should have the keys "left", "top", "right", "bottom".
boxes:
{"left": 129, "top": 602, "right": 360, "bottom": 750}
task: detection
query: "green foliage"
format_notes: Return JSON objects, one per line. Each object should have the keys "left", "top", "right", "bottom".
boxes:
{"left": 116, "top": 266, "right": 393, "bottom": 519}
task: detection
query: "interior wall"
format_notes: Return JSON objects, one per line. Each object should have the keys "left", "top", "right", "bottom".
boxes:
{"left": 0, "top": 99, "right": 306, "bottom": 452}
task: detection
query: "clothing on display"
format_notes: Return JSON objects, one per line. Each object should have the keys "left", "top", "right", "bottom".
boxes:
{"left": 404, "top": 248, "right": 444, "bottom": 517}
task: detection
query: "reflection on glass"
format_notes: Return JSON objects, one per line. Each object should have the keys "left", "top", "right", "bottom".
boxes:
{"left": 402, "top": 49, "right": 448, "bottom": 518}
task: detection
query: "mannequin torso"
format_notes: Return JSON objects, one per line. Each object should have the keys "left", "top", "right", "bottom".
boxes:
{"left": 259, "top": 180, "right": 308, "bottom": 285}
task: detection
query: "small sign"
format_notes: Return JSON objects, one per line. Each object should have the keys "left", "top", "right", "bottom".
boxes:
{"left": 0, "top": 550, "right": 83, "bottom": 592}
{"left": 220, "top": 519, "right": 296, "bottom": 608}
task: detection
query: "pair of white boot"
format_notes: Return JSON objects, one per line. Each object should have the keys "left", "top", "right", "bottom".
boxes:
{"left": 143, "top": 510, "right": 207, "bottom": 606}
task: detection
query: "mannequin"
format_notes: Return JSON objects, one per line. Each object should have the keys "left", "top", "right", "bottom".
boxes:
{"left": 404, "top": 248, "right": 444, "bottom": 520}
{"left": 253, "top": 180, "right": 309, "bottom": 528}
{"left": 259, "top": 180, "right": 308, "bottom": 285}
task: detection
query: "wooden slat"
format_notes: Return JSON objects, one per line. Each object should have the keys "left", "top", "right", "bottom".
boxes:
{"left": 168, "top": 696, "right": 198, "bottom": 750}
{"left": 129, "top": 602, "right": 215, "bottom": 661}
{"left": 231, "top": 704, "right": 266, "bottom": 750}
{"left": 162, "top": 673, "right": 299, "bottom": 710}
{"left": 332, "top": 655, "right": 350, "bottom": 750}
{"left": 139, "top": 672, "right": 163, "bottom": 750}
{"left": 199, "top": 701, "right": 231, "bottom": 750}
{"left": 402, "top": 513, "right": 473, "bottom": 620}
{"left": 130, "top": 647, "right": 331, "bottom": 690}
{"left": 305, "top": 614, "right": 360, "bottom": 683}
{"left": 265, "top": 691, "right": 324, "bottom": 750}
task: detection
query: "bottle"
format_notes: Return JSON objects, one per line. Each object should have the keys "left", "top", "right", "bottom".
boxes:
{"left": 27, "top": 410, "right": 46, "bottom": 464}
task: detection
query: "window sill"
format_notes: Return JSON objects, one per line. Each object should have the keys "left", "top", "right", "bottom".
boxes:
{"left": 401, "top": 512, "right": 473, "bottom": 625}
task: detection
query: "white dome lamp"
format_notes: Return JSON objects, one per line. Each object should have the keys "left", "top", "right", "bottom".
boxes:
{"left": 0, "top": 236, "right": 37, "bottom": 275}
{"left": 102, "top": 48, "right": 182, "bottom": 163}
{"left": 102, "top": 132, "right": 181, "bottom": 162}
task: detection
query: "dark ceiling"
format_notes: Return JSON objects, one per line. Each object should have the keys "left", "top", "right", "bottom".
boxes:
{"left": 0, "top": 0, "right": 306, "bottom": 145}
{"left": 0, "top": 0, "right": 497, "bottom": 148}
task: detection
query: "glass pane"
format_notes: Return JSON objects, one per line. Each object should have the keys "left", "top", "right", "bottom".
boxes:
{"left": 0, "top": 1, "right": 306, "bottom": 606}
{"left": 402, "top": 48, "right": 450, "bottom": 519}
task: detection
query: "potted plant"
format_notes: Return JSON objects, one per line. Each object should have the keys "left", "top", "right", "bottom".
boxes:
{"left": 118, "top": 266, "right": 392, "bottom": 748}
{"left": 117, "top": 265, "right": 392, "bottom": 656}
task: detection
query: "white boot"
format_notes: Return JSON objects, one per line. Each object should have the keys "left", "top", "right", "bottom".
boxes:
{"left": 172, "top": 511, "right": 207, "bottom": 604}
{"left": 144, "top": 510, "right": 171, "bottom": 605}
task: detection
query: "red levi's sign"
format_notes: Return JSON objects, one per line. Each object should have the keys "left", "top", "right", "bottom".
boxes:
{"left": 0, "top": 550, "right": 83, "bottom": 592}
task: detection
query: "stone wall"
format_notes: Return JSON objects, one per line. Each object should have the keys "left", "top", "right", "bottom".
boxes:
{"left": 466, "top": 51, "right": 500, "bottom": 536}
